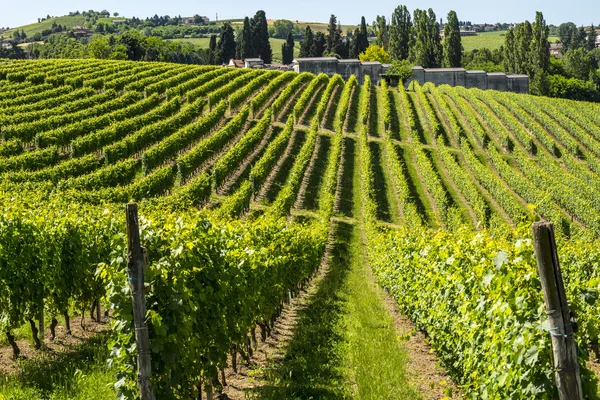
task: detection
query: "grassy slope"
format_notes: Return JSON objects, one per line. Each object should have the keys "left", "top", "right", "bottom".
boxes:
{"left": 2, "top": 15, "right": 88, "bottom": 37}
{"left": 462, "top": 30, "right": 560, "bottom": 52}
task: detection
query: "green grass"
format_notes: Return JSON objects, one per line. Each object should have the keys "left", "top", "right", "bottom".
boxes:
{"left": 462, "top": 30, "right": 559, "bottom": 52}
{"left": 168, "top": 37, "right": 300, "bottom": 62}
{"left": 0, "top": 333, "right": 115, "bottom": 400}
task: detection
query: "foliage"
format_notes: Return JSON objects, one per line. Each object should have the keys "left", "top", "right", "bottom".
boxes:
{"left": 389, "top": 5, "right": 412, "bottom": 61}
{"left": 359, "top": 45, "right": 392, "bottom": 64}
{"left": 442, "top": 10, "right": 462, "bottom": 68}
{"left": 409, "top": 8, "right": 442, "bottom": 68}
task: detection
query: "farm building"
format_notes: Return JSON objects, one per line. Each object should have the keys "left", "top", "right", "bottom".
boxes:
{"left": 291, "top": 57, "right": 529, "bottom": 93}
{"left": 245, "top": 58, "right": 265, "bottom": 69}
{"left": 228, "top": 59, "right": 244, "bottom": 68}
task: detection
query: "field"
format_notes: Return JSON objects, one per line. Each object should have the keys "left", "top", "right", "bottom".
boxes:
{"left": 0, "top": 59, "right": 599, "bottom": 399}
{"left": 462, "top": 30, "right": 560, "bottom": 52}
{"left": 169, "top": 37, "right": 300, "bottom": 62}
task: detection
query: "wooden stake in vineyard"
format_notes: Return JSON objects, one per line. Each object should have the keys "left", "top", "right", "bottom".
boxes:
{"left": 532, "top": 222, "right": 583, "bottom": 400}
{"left": 126, "top": 203, "right": 155, "bottom": 400}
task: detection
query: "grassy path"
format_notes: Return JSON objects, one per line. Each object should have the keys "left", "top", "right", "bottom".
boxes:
{"left": 257, "top": 219, "right": 419, "bottom": 400}
{"left": 257, "top": 124, "right": 419, "bottom": 398}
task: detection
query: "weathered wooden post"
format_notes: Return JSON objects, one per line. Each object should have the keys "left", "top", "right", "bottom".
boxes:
{"left": 126, "top": 203, "right": 156, "bottom": 400}
{"left": 532, "top": 221, "right": 583, "bottom": 400}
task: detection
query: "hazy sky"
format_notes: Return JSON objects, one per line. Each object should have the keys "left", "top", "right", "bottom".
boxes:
{"left": 1, "top": 0, "right": 597, "bottom": 29}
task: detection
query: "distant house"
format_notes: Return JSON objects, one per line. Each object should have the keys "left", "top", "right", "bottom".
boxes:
{"left": 245, "top": 58, "right": 264, "bottom": 69}
{"left": 72, "top": 26, "right": 91, "bottom": 37}
{"left": 228, "top": 59, "right": 244, "bottom": 68}
{"left": 550, "top": 42, "right": 562, "bottom": 56}
{"left": 182, "top": 16, "right": 209, "bottom": 25}
{"left": 0, "top": 29, "right": 5, "bottom": 35}
{"left": 596, "top": 34, "right": 600, "bottom": 48}
{"left": 1, "top": 40, "right": 12, "bottom": 49}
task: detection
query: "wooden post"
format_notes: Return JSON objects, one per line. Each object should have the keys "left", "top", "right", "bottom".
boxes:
{"left": 96, "top": 299, "right": 101, "bottom": 323}
{"left": 532, "top": 222, "right": 583, "bottom": 400}
{"left": 126, "top": 203, "right": 156, "bottom": 400}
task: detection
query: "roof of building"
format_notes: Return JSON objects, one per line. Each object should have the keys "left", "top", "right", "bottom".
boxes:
{"left": 293, "top": 57, "right": 339, "bottom": 62}
{"left": 424, "top": 67, "right": 466, "bottom": 72}
{"left": 245, "top": 58, "right": 264, "bottom": 62}
{"left": 487, "top": 72, "right": 508, "bottom": 76}
{"left": 361, "top": 61, "right": 383, "bottom": 65}
{"left": 465, "top": 70, "right": 486, "bottom": 74}
{"left": 338, "top": 59, "right": 361, "bottom": 63}
{"left": 506, "top": 74, "right": 529, "bottom": 79}
{"left": 228, "top": 59, "right": 244, "bottom": 68}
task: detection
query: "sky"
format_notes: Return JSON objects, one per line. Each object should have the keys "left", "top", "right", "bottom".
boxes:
{"left": 0, "top": 0, "right": 597, "bottom": 29}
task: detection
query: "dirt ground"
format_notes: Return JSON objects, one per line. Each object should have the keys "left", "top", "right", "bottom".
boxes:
{"left": 0, "top": 314, "right": 109, "bottom": 375}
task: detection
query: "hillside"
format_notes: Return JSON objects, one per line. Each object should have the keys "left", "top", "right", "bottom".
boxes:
{"left": 0, "top": 60, "right": 599, "bottom": 399}
{"left": 462, "top": 29, "right": 560, "bottom": 52}
{"left": 1, "top": 15, "right": 89, "bottom": 37}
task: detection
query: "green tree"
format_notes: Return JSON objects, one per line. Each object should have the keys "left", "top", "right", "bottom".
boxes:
{"left": 236, "top": 17, "right": 252, "bottom": 60}
{"left": 373, "top": 16, "right": 389, "bottom": 49}
{"left": 559, "top": 22, "right": 581, "bottom": 53}
{"left": 208, "top": 34, "right": 217, "bottom": 64}
{"left": 563, "top": 48, "right": 594, "bottom": 80}
{"left": 216, "top": 23, "right": 236, "bottom": 64}
{"left": 299, "top": 25, "right": 313, "bottom": 57}
{"left": 273, "top": 19, "right": 294, "bottom": 39}
{"left": 442, "top": 10, "right": 462, "bottom": 67}
{"left": 350, "top": 28, "right": 361, "bottom": 58}
{"left": 586, "top": 24, "right": 597, "bottom": 51}
{"left": 311, "top": 31, "right": 326, "bottom": 57}
{"left": 88, "top": 34, "right": 111, "bottom": 59}
{"left": 326, "top": 14, "right": 342, "bottom": 54}
{"left": 359, "top": 45, "right": 392, "bottom": 63}
{"left": 358, "top": 16, "right": 369, "bottom": 55}
{"left": 409, "top": 8, "right": 442, "bottom": 68}
{"left": 389, "top": 5, "right": 412, "bottom": 61}
{"left": 251, "top": 10, "right": 272, "bottom": 63}
{"left": 281, "top": 32, "right": 295, "bottom": 64}
{"left": 110, "top": 44, "right": 128, "bottom": 59}
{"left": 530, "top": 11, "right": 550, "bottom": 94}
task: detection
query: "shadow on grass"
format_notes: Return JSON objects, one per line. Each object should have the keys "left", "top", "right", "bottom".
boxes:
{"left": 1, "top": 332, "right": 112, "bottom": 398}
{"left": 338, "top": 137, "right": 355, "bottom": 218}
{"left": 304, "top": 135, "right": 331, "bottom": 210}
{"left": 256, "top": 221, "right": 354, "bottom": 400}
{"left": 265, "top": 130, "right": 307, "bottom": 203}
{"left": 369, "top": 141, "right": 392, "bottom": 222}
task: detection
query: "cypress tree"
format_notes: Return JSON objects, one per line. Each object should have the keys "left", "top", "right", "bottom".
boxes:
{"left": 216, "top": 23, "right": 236, "bottom": 64}
{"left": 208, "top": 34, "right": 217, "bottom": 64}
{"left": 236, "top": 17, "right": 252, "bottom": 60}
{"left": 389, "top": 5, "right": 412, "bottom": 61}
{"left": 350, "top": 27, "right": 361, "bottom": 58}
{"left": 299, "top": 26, "right": 314, "bottom": 57}
{"left": 282, "top": 32, "right": 295, "bottom": 64}
{"left": 251, "top": 10, "right": 272, "bottom": 63}
{"left": 312, "top": 31, "right": 326, "bottom": 57}
{"left": 326, "top": 14, "right": 342, "bottom": 54}
{"left": 443, "top": 10, "right": 462, "bottom": 67}
{"left": 358, "top": 16, "right": 369, "bottom": 55}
